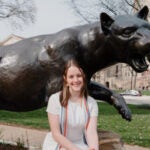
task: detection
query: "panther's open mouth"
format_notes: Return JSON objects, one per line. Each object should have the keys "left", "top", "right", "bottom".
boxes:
{"left": 131, "top": 55, "right": 148, "bottom": 73}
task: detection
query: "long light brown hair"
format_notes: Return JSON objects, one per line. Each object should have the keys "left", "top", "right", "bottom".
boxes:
{"left": 60, "top": 59, "right": 88, "bottom": 107}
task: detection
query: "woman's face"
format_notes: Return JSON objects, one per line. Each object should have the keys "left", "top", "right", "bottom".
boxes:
{"left": 65, "top": 65, "right": 84, "bottom": 94}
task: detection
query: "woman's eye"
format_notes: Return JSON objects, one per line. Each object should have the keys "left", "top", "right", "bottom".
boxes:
{"left": 68, "top": 75, "right": 73, "bottom": 79}
{"left": 77, "top": 74, "right": 82, "bottom": 78}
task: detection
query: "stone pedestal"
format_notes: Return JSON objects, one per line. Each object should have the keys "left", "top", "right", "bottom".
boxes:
{"left": 98, "top": 129, "right": 125, "bottom": 150}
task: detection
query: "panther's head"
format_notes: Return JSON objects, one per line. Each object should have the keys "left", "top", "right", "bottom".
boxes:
{"left": 100, "top": 6, "right": 150, "bottom": 73}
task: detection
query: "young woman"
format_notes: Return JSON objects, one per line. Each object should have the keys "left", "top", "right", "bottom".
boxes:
{"left": 42, "top": 59, "right": 99, "bottom": 150}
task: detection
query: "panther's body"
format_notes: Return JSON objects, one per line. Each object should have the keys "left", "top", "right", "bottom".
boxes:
{"left": 0, "top": 6, "right": 150, "bottom": 121}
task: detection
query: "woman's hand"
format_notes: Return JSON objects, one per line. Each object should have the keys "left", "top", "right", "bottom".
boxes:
{"left": 60, "top": 147, "right": 83, "bottom": 150}
{"left": 60, "top": 148, "right": 66, "bottom": 150}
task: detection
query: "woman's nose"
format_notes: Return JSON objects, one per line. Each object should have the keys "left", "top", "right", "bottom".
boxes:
{"left": 73, "top": 76, "right": 78, "bottom": 82}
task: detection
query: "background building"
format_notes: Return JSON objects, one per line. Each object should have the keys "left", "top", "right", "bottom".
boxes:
{"left": 0, "top": 34, "right": 23, "bottom": 46}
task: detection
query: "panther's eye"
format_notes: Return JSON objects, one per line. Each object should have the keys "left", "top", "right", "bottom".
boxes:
{"left": 122, "top": 27, "right": 136, "bottom": 37}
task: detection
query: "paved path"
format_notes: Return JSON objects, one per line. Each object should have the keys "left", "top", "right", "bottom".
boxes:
{"left": 0, "top": 124, "right": 150, "bottom": 150}
{"left": 123, "top": 95, "right": 150, "bottom": 105}
{"left": 0, "top": 124, "right": 47, "bottom": 150}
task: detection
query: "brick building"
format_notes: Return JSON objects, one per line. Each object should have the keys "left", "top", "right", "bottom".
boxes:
{"left": 93, "top": 64, "right": 150, "bottom": 90}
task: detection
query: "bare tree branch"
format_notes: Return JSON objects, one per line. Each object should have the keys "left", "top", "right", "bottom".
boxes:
{"left": 67, "top": 0, "right": 147, "bottom": 23}
{"left": 134, "top": 0, "right": 142, "bottom": 9}
{"left": 70, "top": 0, "right": 91, "bottom": 23}
{"left": 124, "top": 0, "right": 138, "bottom": 10}
{"left": 101, "top": 1, "right": 117, "bottom": 15}
{"left": 0, "top": 0, "right": 36, "bottom": 29}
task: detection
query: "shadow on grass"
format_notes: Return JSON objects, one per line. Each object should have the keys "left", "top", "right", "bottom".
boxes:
{"left": 136, "top": 104, "right": 150, "bottom": 110}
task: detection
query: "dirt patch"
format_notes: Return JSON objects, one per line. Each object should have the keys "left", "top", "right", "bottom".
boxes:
{"left": 0, "top": 143, "right": 28, "bottom": 150}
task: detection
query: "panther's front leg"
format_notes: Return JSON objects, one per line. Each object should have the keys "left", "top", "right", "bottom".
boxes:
{"left": 88, "top": 81, "right": 131, "bottom": 121}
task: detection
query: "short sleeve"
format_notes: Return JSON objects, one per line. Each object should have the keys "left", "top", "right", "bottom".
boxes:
{"left": 46, "top": 92, "right": 61, "bottom": 115}
{"left": 87, "top": 96, "right": 98, "bottom": 117}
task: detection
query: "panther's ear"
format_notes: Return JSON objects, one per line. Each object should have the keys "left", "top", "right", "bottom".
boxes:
{"left": 100, "top": 12, "right": 114, "bottom": 35}
{"left": 136, "top": 5, "right": 149, "bottom": 20}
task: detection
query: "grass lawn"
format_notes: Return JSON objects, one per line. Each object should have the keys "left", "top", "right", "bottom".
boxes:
{"left": 142, "top": 90, "right": 150, "bottom": 96}
{"left": 0, "top": 102, "right": 149, "bottom": 148}
{"left": 97, "top": 103, "right": 150, "bottom": 148}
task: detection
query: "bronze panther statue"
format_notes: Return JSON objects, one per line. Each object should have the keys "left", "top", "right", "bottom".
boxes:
{"left": 0, "top": 6, "right": 150, "bottom": 121}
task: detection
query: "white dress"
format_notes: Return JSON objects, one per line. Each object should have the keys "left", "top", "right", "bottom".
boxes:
{"left": 42, "top": 92, "right": 98, "bottom": 150}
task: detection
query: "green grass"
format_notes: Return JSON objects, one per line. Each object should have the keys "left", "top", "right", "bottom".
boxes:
{"left": 141, "top": 90, "right": 150, "bottom": 96}
{"left": 0, "top": 103, "right": 150, "bottom": 147}
{"left": 98, "top": 103, "right": 150, "bottom": 147}
{"left": 0, "top": 108, "right": 49, "bottom": 129}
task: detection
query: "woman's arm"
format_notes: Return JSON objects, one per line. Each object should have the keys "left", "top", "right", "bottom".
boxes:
{"left": 86, "top": 116, "right": 99, "bottom": 150}
{"left": 48, "top": 113, "right": 82, "bottom": 150}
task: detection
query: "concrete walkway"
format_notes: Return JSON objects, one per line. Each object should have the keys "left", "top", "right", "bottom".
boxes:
{"left": 0, "top": 124, "right": 47, "bottom": 150}
{"left": 0, "top": 124, "right": 149, "bottom": 150}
